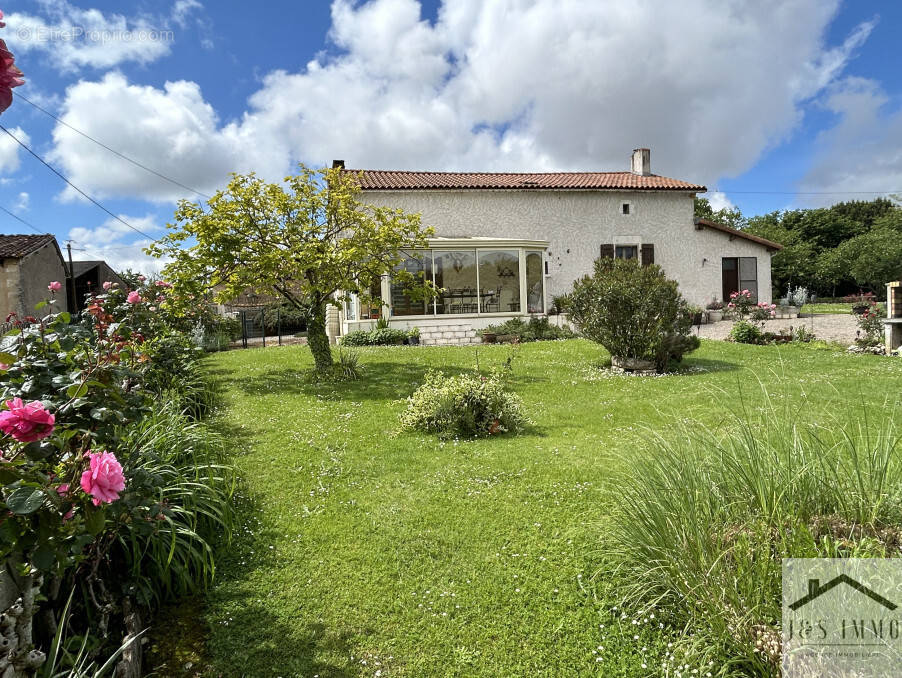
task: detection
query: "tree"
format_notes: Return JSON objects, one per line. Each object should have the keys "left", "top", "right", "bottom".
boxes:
{"left": 149, "top": 167, "right": 435, "bottom": 372}
{"left": 694, "top": 197, "right": 746, "bottom": 230}
{"left": 830, "top": 227, "right": 902, "bottom": 293}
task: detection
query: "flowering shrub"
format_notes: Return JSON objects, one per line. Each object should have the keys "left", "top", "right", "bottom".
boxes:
{"left": 398, "top": 370, "right": 528, "bottom": 439}
{"left": 726, "top": 289, "right": 756, "bottom": 318}
{"left": 750, "top": 302, "right": 777, "bottom": 321}
{"left": 0, "top": 278, "right": 234, "bottom": 672}
{"left": 854, "top": 301, "right": 885, "bottom": 347}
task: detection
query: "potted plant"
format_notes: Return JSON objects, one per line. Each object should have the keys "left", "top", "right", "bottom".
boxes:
{"left": 406, "top": 327, "right": 421, "bottom": 345}
{"left": 706, "top": 299, "right": 724, "bottom": 322}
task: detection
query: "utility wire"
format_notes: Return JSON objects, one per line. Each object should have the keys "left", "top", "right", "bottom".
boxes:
{"left": 710, "top": 189, "right": 901, "bottom": 196}
{"left": 0, "top": 123, "right": 157, "bottom": 240}
{"left": 12, "top": 91, "right": 213, "bottom": 201}
{"left": 0, "top": 203, "right": 48, "bottom": 235}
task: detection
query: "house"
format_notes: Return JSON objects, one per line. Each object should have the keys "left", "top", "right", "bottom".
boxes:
{"left": 0, "top": 234, "right": 69, "bottom": 318}
{"left": 71, "top": 260, "right": 124, "bottom": 310}
{"left": 335, "top": 149, "right": 781, "bottom": 345}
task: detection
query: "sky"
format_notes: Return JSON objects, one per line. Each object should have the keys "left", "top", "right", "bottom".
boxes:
{"left": 0, "top": 0, "right": 901, "bottom": 274}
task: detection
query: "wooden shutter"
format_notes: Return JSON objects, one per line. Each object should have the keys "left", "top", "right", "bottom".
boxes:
{"left": 600, "top": 243, "right": 615, "bottom": 259}
{"left": 641, "top": 244, "right": 654, "bottom": 267}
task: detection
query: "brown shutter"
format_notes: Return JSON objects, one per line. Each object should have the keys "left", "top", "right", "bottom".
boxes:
{"left": 600, "top": 243, "right": 615, "bottom": 259}
{"left": 641, "top": 244, "right": 654, "bottom": 266}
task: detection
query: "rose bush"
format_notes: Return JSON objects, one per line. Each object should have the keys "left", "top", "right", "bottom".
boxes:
{"left": 0, "top": 278, "right": 235, "bottom": 675}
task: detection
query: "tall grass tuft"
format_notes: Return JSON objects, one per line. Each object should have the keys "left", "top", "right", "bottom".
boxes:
{"left": 110, "top": 397, "right": 236, "bottom": 607}
{"left": 607, "top": 384, "right": 901, "bottom": 675}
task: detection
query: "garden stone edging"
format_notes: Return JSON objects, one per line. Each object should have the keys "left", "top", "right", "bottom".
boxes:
{"left": 610, "top": 356, "right": 657, "bottom": 375}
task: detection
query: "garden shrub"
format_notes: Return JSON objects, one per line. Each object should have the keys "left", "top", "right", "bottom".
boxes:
{"left": 482, "top": 317, "right": 574, "bottom": 342}
{"left": 607, "top": 393, "right": 902, "bottom": 675}
{"left": 567, "top": 258, "right": 697, "bottom": 371}
{"left": 340, "top": 328, "right": 410, "bottom": 346}
{"left": 728, "top": 319, "right": 764, "bottom": 344}
{"left": 398, "top": 371, "right": 528, "bottom": 439}
{"left": 854, "top": 300, "right": 885, "bottom": 346}
{"left": 0, "top": 277, "right": 235, "bottom": 673}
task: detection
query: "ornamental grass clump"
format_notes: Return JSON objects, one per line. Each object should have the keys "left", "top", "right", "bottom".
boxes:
{"left": 607, "top": 386, "right": 901, "bottom": 676}
{"left": 398, "top": 370, "right": 528, "bottom": 439}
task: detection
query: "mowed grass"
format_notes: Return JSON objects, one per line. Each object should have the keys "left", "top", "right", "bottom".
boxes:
{"left": 801, "top": 302, "right": 884, "bottom": 314}
{"left": 198, "top": 339, "right": 902, "bottom": 677}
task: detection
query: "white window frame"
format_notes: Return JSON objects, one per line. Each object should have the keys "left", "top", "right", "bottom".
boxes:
{"left": 356, "top": 238, "right": 549, "bottom": 320}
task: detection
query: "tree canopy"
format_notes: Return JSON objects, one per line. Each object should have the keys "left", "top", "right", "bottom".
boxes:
{"left": 149, "top": 166, "right": 435, "bottom": 371}
{"left": 694, "top": 196, "right": 902, "bottom": 298}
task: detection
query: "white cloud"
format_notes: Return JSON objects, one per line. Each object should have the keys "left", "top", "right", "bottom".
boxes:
{"left": 705, "top": 191, "right": 737, "bottom": 212}
{"left": 14, "top": 192, "right": 29, "bottom": 211}
{"left": 50, "top": 72, "right": 290, "bottom": 202}
{"left": 69, "top": 215, "right": 167, "bottom": 275}
{"left": 0, "top": 127, "right": 31, "bottom": 174}
{"left": 171, "top": 0, "right": 203, "bottom": 29}
{"left": 799, "top": 77, "right": 902, "bottom": 205}
{"left": 5, "top": 0, "right": 180, "bottom": 72}
{"left": 49, "top": 0, "right": 875, "bottom": 202}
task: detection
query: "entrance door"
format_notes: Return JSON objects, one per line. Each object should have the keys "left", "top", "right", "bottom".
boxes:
{"left": 722, "top": 258, "right": 738, "bottom": 302}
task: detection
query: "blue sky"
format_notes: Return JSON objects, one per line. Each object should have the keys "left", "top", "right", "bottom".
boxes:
{"left": 0, "top": 0, "right": 900, "bottom": 273}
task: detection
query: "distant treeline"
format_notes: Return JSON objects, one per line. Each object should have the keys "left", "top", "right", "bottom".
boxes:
{"left": 695, "top": 196, "right": 902, "bottom": 299}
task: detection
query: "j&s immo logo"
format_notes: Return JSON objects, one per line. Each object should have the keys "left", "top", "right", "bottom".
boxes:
{"left": 783, "top": 559, "right": 902, "bottom": 677}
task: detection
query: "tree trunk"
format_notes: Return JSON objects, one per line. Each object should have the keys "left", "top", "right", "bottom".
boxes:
{"left": 307, "top": 307, "right": 333, "bottom": 372}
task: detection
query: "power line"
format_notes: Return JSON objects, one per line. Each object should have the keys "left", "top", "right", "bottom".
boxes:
{"left": 0, "top": 123, "right": 157, "bottom": 240}
{"left": 0, "top": 203, "right": 47, "bottom": 235}
{"left": 709, "top": 189, "right": 902, "bottom": 196}
{"left": 12, "top": 91, "right": 213, "bottom": 201}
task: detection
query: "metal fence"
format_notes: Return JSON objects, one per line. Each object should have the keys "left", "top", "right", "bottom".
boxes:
{"left": 235, "top": 307, "right": 306, "bottom": 349}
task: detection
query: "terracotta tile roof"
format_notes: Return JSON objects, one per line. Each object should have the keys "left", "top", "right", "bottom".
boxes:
{"left": 346, "top": 169, "right": 706, "bottom": 192}
{"left": 0, "top": 234, "right": 57, "bottom": 258}
{"left": 695, "top": 218, "right": 783, "bottom": 251}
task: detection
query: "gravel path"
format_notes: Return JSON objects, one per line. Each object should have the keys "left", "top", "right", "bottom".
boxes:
{"left": 696, "top": 313, "right": 860, "bottom": 345}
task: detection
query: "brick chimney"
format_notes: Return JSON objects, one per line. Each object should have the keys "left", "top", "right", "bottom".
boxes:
{"left": 332, "top": 159, "right": 345, "bottom": 169}
{"left": 631, "top": 148, "right": 651, "bottom": 176}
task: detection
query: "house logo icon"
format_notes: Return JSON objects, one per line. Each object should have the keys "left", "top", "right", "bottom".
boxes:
{"left": 788, "top": 575, "right": 897, "bottom": 612}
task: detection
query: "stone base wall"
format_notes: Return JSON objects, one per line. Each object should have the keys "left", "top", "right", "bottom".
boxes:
{"left": 418, "top": 323, "right": 482, "bottom": 346}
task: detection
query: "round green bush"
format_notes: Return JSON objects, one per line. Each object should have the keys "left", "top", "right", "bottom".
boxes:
{"left": 567, "top": 258, "right": 698, "bottom": 371}
{"left": 398, "top": 370, "right": 528, "bottom": 439}
{"left": 729, "top": 319, "right": 764, "bottom": 344}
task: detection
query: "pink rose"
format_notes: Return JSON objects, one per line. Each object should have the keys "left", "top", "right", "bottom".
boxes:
{"left": 48, "top": 281, "right": 62, "bottom": 292}
{"left": 0, "top": 363, "right": 8, "bottom": 371}
{"left": 154, "top": 280, "right": 172, "bottom": 288}
{"left": 0, "top": 398, "right": 55, "bottom": 442}
{"left": 102, "top": 281, "right": 112, "bottom": 291}
{"left": 56, "top": 484, "right": 69, "bottom": 495}
{"left": 79, "top": 451, "right": 126, "bottom": 506}
{"left": 0, "top": 31, "right": 25, "bottom": 114}
{"left": 137, "top": 275, "right": 146, "bottom": 282}
{"left": 126, "top": 291, "right": 142, "bottom": 304}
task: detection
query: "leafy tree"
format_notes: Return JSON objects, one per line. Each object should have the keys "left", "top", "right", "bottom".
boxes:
{"left": 829, "top": 226, "right": 902, "bottom": 293}
{"left": 149, "top": 167, "right": 435, "bottom": 372}
{"left": 694, "top": 197, "right": 746, "bottom": 230}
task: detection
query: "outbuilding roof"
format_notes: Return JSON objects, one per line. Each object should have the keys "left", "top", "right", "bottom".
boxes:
{"left": 694, "top": 218, "right": 783, "bottom": 251}
{"left": 0, "top": 234, "right": 57, "bottom": 258}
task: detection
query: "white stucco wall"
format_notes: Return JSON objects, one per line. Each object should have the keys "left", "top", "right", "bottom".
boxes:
{"left": 361, "top": 189, "right": 773, "bottom": 307}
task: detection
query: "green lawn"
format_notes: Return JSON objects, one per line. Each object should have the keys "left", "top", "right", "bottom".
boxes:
{"left": 191, "top": 339, "right": 902, "bottom": 677}
{"left": 801, "top": 302, "right": 884, "bottom": 314}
